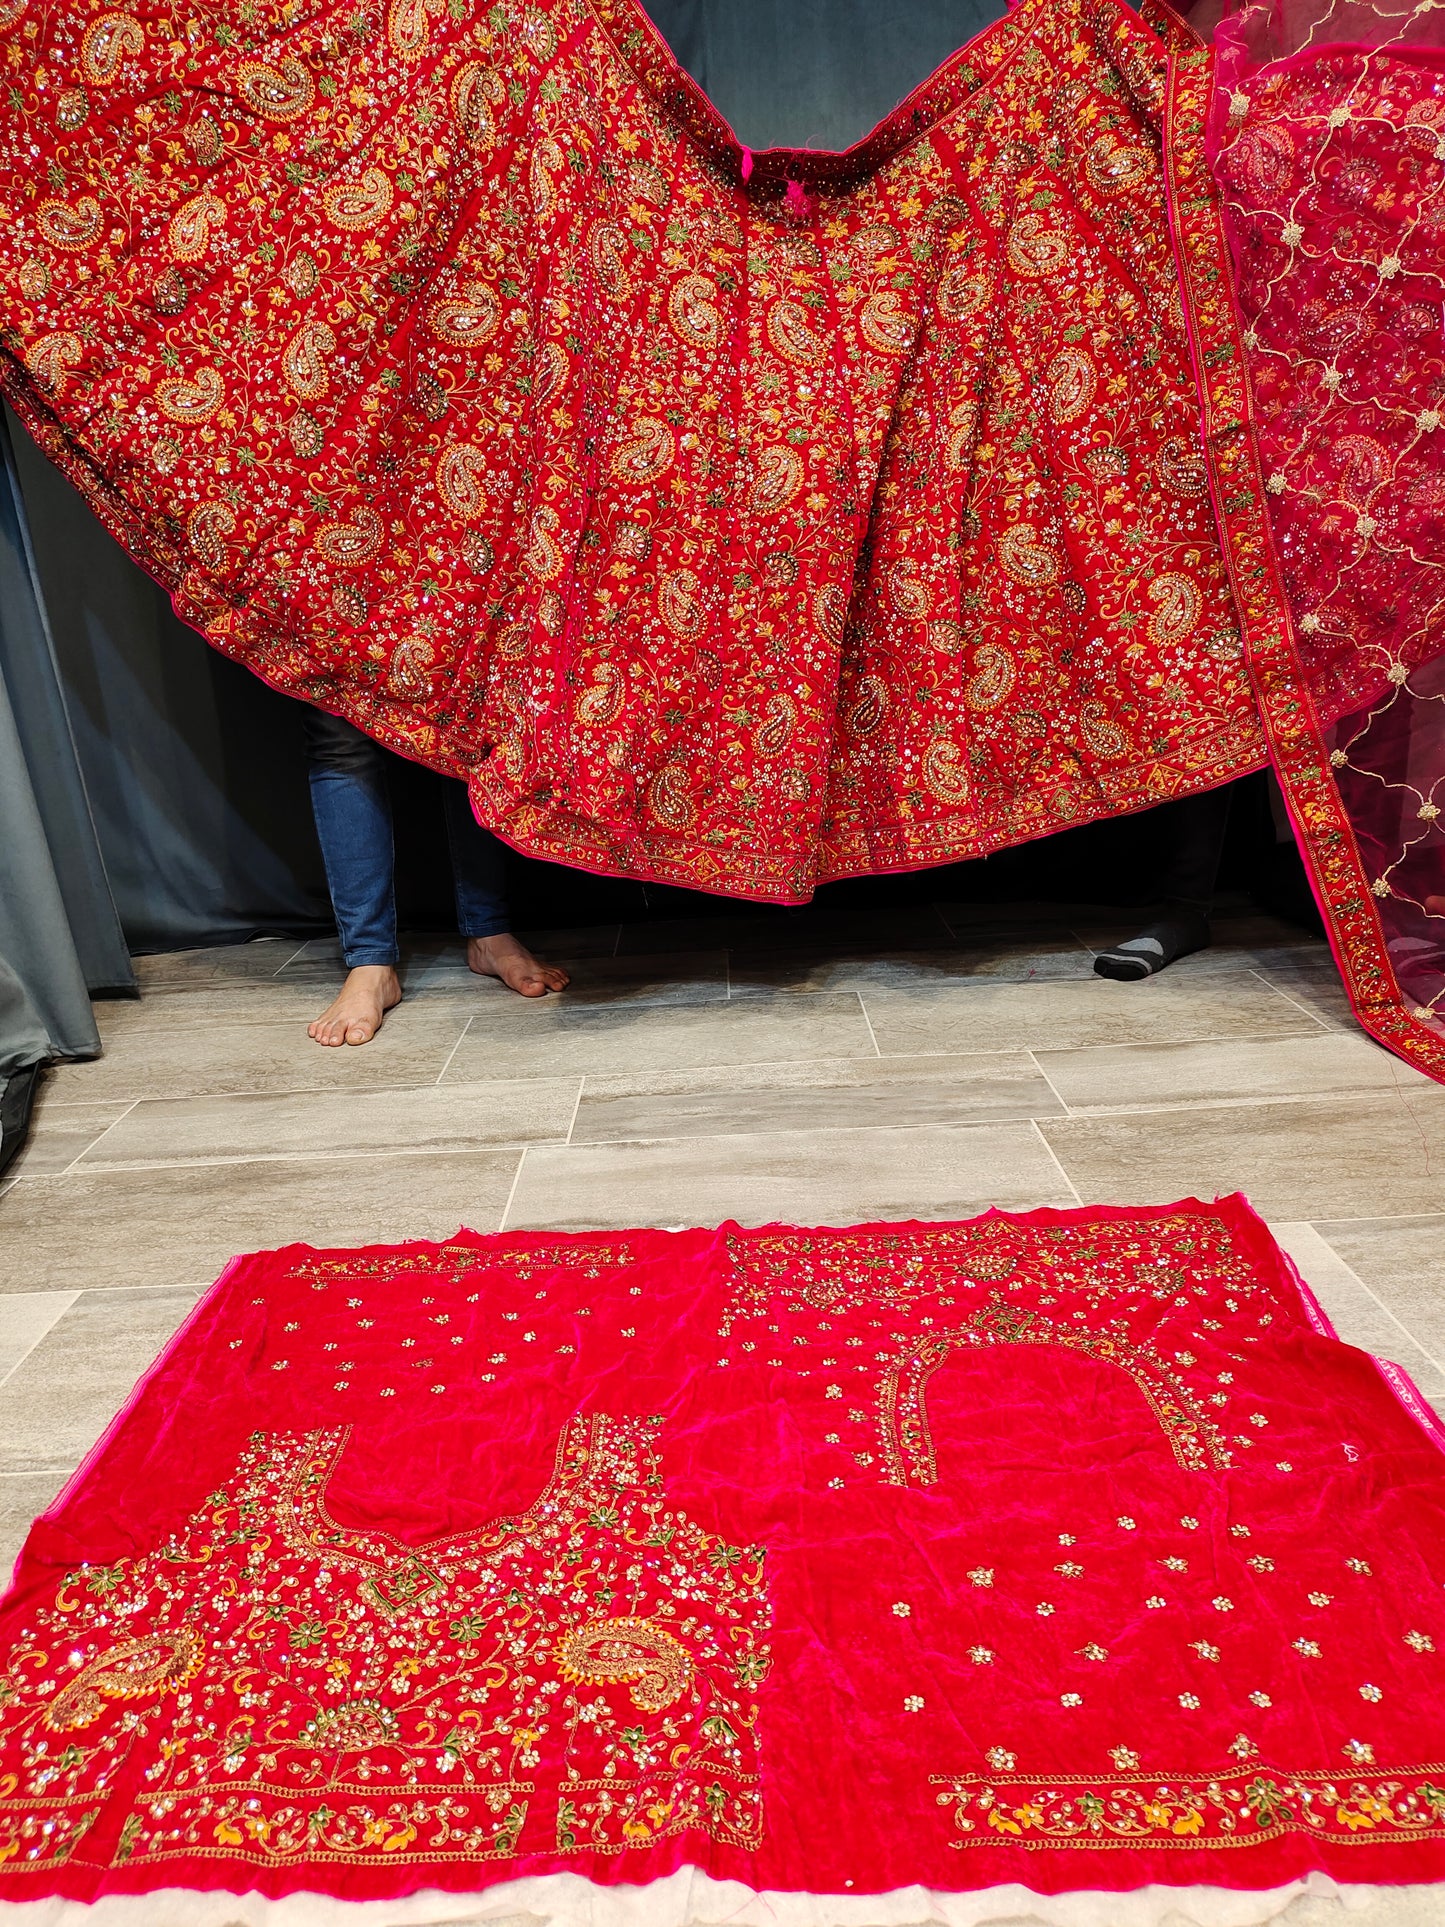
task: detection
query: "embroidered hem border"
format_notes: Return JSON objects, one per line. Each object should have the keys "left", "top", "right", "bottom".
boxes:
{"left": 931, "top": 1767, "right": 1445, "bottom": 1849}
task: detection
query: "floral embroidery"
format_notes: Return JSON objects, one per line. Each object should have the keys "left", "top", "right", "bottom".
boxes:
{"left": 934, "top": 1767, "right": 1445, "bottom": 1846}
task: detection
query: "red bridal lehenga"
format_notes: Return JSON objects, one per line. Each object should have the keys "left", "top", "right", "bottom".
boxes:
{"left": 4, "top": 1203, "right": 1445, "bottom": 1919}
{"left": 0, "top": 0, "right": 1267, "bottom": 905}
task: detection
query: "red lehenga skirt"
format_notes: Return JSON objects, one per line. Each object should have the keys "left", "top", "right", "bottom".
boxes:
{"left": 1, "top": 0, "right": 1444, "bottom": 1077}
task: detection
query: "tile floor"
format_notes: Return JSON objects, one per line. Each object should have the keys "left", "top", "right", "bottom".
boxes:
{"left": 2, "top": 899, "right": 1442, "bottom": 1577}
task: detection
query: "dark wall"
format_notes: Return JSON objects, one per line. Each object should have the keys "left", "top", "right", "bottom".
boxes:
{"left": 638, "top": 0, "right": 1008, "bottom": 152}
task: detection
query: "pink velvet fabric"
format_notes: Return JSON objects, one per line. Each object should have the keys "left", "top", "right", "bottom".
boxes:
{"left": 4, "top": 1199, "right": 1445, "bottom": 1904}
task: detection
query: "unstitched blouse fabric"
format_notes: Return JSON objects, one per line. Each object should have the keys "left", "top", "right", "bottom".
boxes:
{"left": 5, "top": 1202, "right": 1445, "bottom": 1910}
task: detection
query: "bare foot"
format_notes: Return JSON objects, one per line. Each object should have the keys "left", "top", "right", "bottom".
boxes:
{"left": 467, "top": 933, "right": 570, "bottom": 997}
{"left": 307, "top": 965, "right": 402, "bottom": 1046}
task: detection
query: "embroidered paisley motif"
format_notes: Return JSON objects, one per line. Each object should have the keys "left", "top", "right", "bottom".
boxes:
{"left": 427, "top": 280, "right": 500, "bottom": 350}
{"left": 389, "top": 636, "right": 435, "bottom": 700}
{"left": 530, "top": 137, "right": 564, "bottom": 222}
{"left": 1159, "top": 436, "right": 1208, "bottom": 497}
{"left": 156, "top": 366, "right": 223, "bottom": 424}
{"left": 1006, "top": 211, "right": 1069, "bottom": 278}
{"left": 610, "top": 418, "right": 674, "bottom": 487}
{"left": 922, "top": 738, "right": 970, "bottom": 804}
{"left": 314, "top": 504, "right": 383, "bottom": 566}
{"left": 588, "top": 221, "right": 630, "bottom": 298}
{"left": 235, "top": 57, "right": 315, "bottom": 121}
{"left": 997, "top": 524, "right": 1061, "bottom": 588}
{"left": 524, "top": 506, "right": 564, "bottom": 582}
{"left": 451, "top": 62, "right": 502, "bottom": 144}
{"left": 187, "top": 501, "right": 236, "bottom": 571}
{"left": 1046, "top": 348, "right": 1096, "bottom": 424}
{"left": 79, "top": 11, "right": 141, "bottom": 86}
{"left": 809, "top": 584, "right": 845, "bottom": 649}
{"left": 659, "top": 568, "right": 703, "bottom": 638}
{"left": 282, "top": 321, "right": 336, "bottom": 403}
{"left": 323, "top": 169, "right": 394, "bottom": 232}
{"left": 25, "top": 331, "right": 83, "bottom": 387}
{"left": 768, "top": 299, "right": 826, "bottom": 365}
{"left": 887, "top": 558, "right": 930, "bottom": 620}
{"left": 45, "top": 1629, "right": 203, "bottom": 1730}
{"left": 649, "top": 762, "right": 696, "bottom": 829}
{"left": 1079, "top": 700, "right": 1128, "bottom": 758}
{"left": 845, "top": 673, "right": 889, "bottom": 738}
{"left": 937, "top": 265, "right": 988, "bottom": 321}
{"left": 36, "top": 199, "right": 101, "bottom": 251}
{"left": 668, "top": 274, "right": 722, "bottom": 351}
{"left": 753, "top": 691, "right": 797, "bottom": 758}
{"left": 387, "top": 0, "right": 439, "bottom": 58}
{"left": 1147, "top": 573, "right": 1202, "bottom": 646}
{"left": 965, "top": 643, "right": 1017, "bottom": 711}
{"left": 860, "top": 287, "right": 912, "bottom": 355}
{"left": 555, "top": 1618, "right": 694, "bottom": 1713}
{"left": 748, "top": 445, "right": 803, "bottom": 517}
{"left": 1085, "top": 133, "right": 1152, "bottom": 195}
{"left": 575, "top": 661, "right": 625, "bottom": 726}
{"left": 436, "top": 443, "right": 489, "bottom": 521}
{"left": 167, "top": 191, "right": 225, "bottom": 261}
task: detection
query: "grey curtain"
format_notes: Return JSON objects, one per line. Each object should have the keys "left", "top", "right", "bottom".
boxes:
{"left": 0, "top": 411, "right": 128, "bottom": 1053}
{"left": 7, "top": 414, "right": 331, "bottom": 953}
{"left": 0, "top": 407, "right": 128, "bottom": 1164}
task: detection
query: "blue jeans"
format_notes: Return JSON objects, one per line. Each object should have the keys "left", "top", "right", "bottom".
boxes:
{"left": 301, "top": 708, "right": 510, "bottom": 967}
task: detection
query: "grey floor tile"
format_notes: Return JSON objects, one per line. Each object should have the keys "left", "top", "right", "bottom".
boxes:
{"left": 0, "top": 1291, "right": 80, "bottom": 1384}
{"left": 0, "top": 1151, "right": 521, "bottom": 1292}
{"left": 1036, "top": 1032, "right": 1424, "bottom": 1114}
{"left": 1246, "top": 965, "right": 1356, "bottom": 1031}
{"left": 96, "top": 984, "right": 353, "bottom": 1034}
{"left": 0, "top": 1471, "right": 71, "bottom": 1588}
{"left": 1269, "top": 1222, "right": 1445, "bottom": 1392}
{"left": 727, "top": 931, "right": 1094, "bottom": 996}
{"left": 132, "top": 938, "right": 309, "bottom": 988}
{"left": 395, "top": 948, "right": 730, "bottom": 1007}
{"left": 1309, "top": 1215, "right": 1445, "bottom": 1371}
{"left": 44, "top": 1007, "right": 474, "bottom": 1102}
{"left": 863, "top": 971, "right": 1329, "bottom": 1057}
{"left": 76, "top": 1078, "right": 582, "bottom": 1169}
{"left": 1040, "top": 1091, "right": 1445, "bottom": 1221}
{"left": 0, "top": 1287, "right": 203, "bottom": 1474}
{"left": 1, "top": 1088, "right": 136, "bottom": 1175}
{"left": 573, "top": 1052, "right": 1064, "bottom": 1142}
{"left": 444, "top": 993, "right": 877, "bottom": 1084}
{"left": 505, "top": 1121, "right": 1075, "bottom": 1231}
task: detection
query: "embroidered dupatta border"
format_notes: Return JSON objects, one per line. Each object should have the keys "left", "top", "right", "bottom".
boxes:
{"left": 1159, "top": 13, "right": 1445, "bottom": 1082}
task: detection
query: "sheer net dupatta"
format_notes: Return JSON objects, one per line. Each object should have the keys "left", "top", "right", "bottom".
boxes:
{"left": 1177, "top": 0, "right": 1445, "bottom": 1074}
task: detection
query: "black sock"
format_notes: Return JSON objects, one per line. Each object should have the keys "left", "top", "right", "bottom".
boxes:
{"left": 1093, "top": 903, "right": 1211, "bottom": 981}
